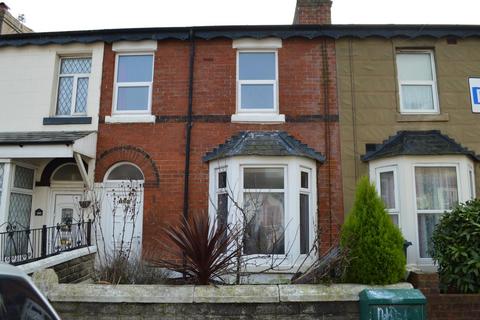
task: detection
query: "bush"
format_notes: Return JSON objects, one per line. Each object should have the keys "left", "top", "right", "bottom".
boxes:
{"left": 432, "top": 199, "right": 480, "bottom": 293}
{"left": 340, "top": 176, "right": 406, "bottom": 284}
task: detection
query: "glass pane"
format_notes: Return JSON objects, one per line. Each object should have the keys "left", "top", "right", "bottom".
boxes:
{"left": 8, "top": 193, "right": 32, "bottom": 229}
{"left": 14, "top": 166, "right": 34, "bottom": 190}
{"left": 418, "top": 213, "right": 442, "bottom": 258}
{"left": 0, "top": 163, "right": 4, "bottom": 188}
{"left": 60, "top": 57, "right": 91, "bottom": 74}
{"left": 390, "top": 214, "right": 399, "bottom": 226}
{"left": 52, "top": 164, "right": 82, "bottom": 182}
{"left": 107, "top": 164, "right": 144, "bottom": 181}
{"left": 243, "top": 192, "right": 284, "bottom": 255}
{"left": 469, "top": 170, "right": 475, "bottom": 199}
{"left": 61, "top": 208, "right": 74, "bottom": 225}
{"left": 217, "top": 193, "right": 228, "bottom": 227}
{"left": 239, "top": 52, "right": 276, "bottom": 80}
{"left": 301, "top": 171, "right": 309, "bottom": 189}
{"left": 241, "top": 84, "right": 274, "bottom": 109}
{"left": 56, "top": 76, "right": 73, "bottom": 115}
{"left": 218, "top": 171, "right": 227, "bottom": 189}
{"left": 401, "top": 85, "right": 434, "bottom": 111}
{"left": 75, "top": 77, "right": 89, "bottom": 113}
{"left": 415, "top": 167, "right": 458, "bottom": 210}
{"left": 380, "top": 171, "right": 396, "bottom": 209}
{"left": 117, "top": 55, "right": 153, "bottom": 82}
{"left": 300, "top": 193, "right": 309, "bottom": 254}
{"left": 117, "top": 86, "right": 149, "bottom": 111}
{"left": 244, "top": 168, "right": 284, "bottom": 189}
{"left": 397, "top": 53, "right": 433, "bottom": 81}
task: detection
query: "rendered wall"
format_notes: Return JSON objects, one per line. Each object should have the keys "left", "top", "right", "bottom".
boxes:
{"left": 336, "top": 37, "right": 480, "bottom": 214}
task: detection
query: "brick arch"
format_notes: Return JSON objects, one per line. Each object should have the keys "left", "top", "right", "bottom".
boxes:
{"left": 96, "top": 145, "right": 160, "bottom": 187}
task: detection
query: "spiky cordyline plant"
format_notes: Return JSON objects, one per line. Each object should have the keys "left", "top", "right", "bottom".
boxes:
{"left": 159, "top": 213, "right": 240, "bottom": 285}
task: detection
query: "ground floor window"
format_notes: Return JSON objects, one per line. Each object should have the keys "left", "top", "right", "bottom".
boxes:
{"left": 209, "top": 156, "right": 317, "bottom": 268}
{"left": 370, "top": 156, "right": 475, "bottom": 266}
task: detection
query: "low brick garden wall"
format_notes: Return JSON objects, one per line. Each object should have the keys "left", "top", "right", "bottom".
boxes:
{"left": 408, "top": 271, "right": 480, "bottom": 320}
{"left": 37, "top": 281, "right": 412, "bottom": 320}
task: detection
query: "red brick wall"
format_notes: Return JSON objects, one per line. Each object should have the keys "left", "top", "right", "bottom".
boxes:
{"left": 96, "top": 37, "right": 342, "bottom": 259}
{"left": 408, "top": 272, "right": 480, "bottom": 320}
{"left": 293, "top": 0, "right": 332, "bottom": 25}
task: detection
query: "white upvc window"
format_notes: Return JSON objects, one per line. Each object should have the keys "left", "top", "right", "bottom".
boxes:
{"left": 208, "top": 156, "right": 316, "bottom": 270}
{"left": 369, "top": 156, "right": 475, "bottom": 268}
{"left": 396, "top": 51, "right": 439, "bottom": 114}
{"left": 414, "top": 165, "right": 459, "bottom": 259}
{"left": 237, "top": 51, "right": 278, "bottom": 113}
{"left": 375, "top": 165, "right": 400, "bottom": 226}
{"left": 55, "top": 57, "right": 92, "bottom": 116}
{"left": 113, "top": 53, "right": 154, "bottom": 114}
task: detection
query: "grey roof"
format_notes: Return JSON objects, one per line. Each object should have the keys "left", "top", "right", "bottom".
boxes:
{"left": 362, "top": 130, "right": 480, "bottom": 162}
{"left": 0, "top": 131, "right": 95, "bottom": 145}
{"left": 203, "top": 131, "right": 325, "bottom": 163}
{"left": 3, "top": 25, "right": 480, "bottom": 47}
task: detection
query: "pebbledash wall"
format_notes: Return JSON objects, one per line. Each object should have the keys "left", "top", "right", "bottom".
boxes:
{"left": 94, "top": 0, "right": 343, "bottom": 265}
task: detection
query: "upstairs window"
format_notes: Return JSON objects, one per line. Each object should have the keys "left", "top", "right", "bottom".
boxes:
{"left": 114, "top": 54, "right": 154, "bottom": 114}
{"left": 396, "top": 51, "right": 439, "bottom": 114}
{"left": 237, "top": 51, "right": 278, "bottom": 112}
{"left": 56, "top": 57, "right": 91, "bottom": 116}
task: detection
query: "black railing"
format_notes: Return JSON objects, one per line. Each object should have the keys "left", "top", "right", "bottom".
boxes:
{"left": 0, "top": 220, "right": 91, "bottom": 265}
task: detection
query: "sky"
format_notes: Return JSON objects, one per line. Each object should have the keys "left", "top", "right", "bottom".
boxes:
{"left": 7, "top": 0, "right": 480, "bottom": 32}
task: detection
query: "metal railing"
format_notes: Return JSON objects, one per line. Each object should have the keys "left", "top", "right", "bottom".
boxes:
{"left": 0, "top": 220, "right": 92, "bottom": 265}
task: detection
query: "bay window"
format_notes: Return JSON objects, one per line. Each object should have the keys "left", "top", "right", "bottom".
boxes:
{"left": 209, "top": 157, "right": 316, "bottom": 269}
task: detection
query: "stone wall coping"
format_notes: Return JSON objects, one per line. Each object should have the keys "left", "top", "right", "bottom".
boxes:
{"left": 19, "top": 246, "right": 97, "bottom": 275}
{"left": 46, "top": 282, "right": 413, "bottom": 304}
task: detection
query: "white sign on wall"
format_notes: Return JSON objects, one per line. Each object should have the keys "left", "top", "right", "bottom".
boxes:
{"left": 468, "top": 77, "right": 480, "bottom": 113}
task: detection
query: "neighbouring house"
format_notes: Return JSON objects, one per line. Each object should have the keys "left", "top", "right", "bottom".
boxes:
{"left": 0, "top": 2, "right": 32, "bottom": 35}
{"left": 0, "top": 35, "right": 103, "bottom": 263}
{"left": 336, "top": 28, "right": 480, "bottom": 270}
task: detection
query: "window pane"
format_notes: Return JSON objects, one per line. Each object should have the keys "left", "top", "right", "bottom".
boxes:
{"left": 8, "top": 193, "right": 32, "bottom": 229}
{"left": 60, "top": 58, "right": 91, "bottom": 74}
{"left": 243, "top": 192, "right": 284, "bottom": 255}
{"left": 241, "top": 84, "right": 274, "bottom": 109}
{"left": 14, "top": 166, "right": 34, "bottom": 190}
{"left": 217, "top": 193, "right": 228, "bottom": 228}
{"left": 239, "top": 52, "right": 276, "bottom": 80}
{"left": 52, "top": 164, "right": 82, "bottom": 182}
{"left": 301, "top": 172, "right": 309, "bottom": 189}
{"left": 117, "top": 55, "right": 153, "bottom": 83}
{"left": 117, "top": 86, "right": 150, "bottom": 111}
{"left": 380, "top": 171, "right": 396, "bottom": 209}
{"left": 300, "top": 193, "right": 309, "bottom": 254}
{"left": 244, "top": 168, "right": 284, "bottom": 189}
{"left": 56, "top": 76, "right": 73, "bottom": 115}
{"left": 218, "top": 172, "right": 227, "bottom": 189}
{"left": 107, "top": 164, "right": 144, "bottom": 181}
{"left": 415, "top": 167, "right": 458, "bottom": 210}
{"left": 469, "top": 170, "right": 475, "bottom": 200}
{"left": 75, "top": 77, "right": 89, "bottom": 113}
{"left": 0, "top": 163, "right": 4, "bottom": 189}
{"left": 397, "top": 53, "right": 433, "bottom": 81}
{"left": 390, "top": 214, "right": 399, "bottom": 226}
{"left": 401, "top": 85, "right": 434, "bottom": 111}
{"left": 418, "top": 213, "right": 442, "bottom": 258}
{"left": 61, "top": 208, "right": 74, "bottom": 225}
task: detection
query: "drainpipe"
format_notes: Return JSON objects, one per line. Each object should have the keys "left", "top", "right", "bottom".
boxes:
{"left": 182, "top": 28, "right": 196, "bottom": 221}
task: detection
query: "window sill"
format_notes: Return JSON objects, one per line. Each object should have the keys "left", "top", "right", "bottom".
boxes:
{"left": 43, "top": 117, "right": 92, "bottom": 125}
{"left": 231, "top": 113, "right": 285, "bottom": 124}
{"left": 396, "top": 113, "right": 449, "bottom": 122}
{"left": 105, "top": 115, "right": 156, "bottom": 124}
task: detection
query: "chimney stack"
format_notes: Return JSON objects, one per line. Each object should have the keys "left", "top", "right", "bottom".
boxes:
{"left": 0, "top": 2, "right": 10, "bottom": 12}
{"left": 293, "top": 0, "right": 332, "bottom": 25}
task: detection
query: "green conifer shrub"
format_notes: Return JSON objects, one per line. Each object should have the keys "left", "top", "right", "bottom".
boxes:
{"left": 431, "top": 199, "right": 480, "bottom": 293}
{"left": 340, "top": 176, "right": 406, "bottom": 284}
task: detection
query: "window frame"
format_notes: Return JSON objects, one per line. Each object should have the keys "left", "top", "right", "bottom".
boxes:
{"left": 54, "top": 56, "right": 92, "bottom": 117}
{"left": 396, "top": 50, "right": 440, "bottom": 114}
{"left": 112, "top": 52, "right": 155, "bottom": 115}
{"left": 412, "top": 163, "right": 460, "bottom": 262}
{"left": 375, "top": 165, "right": 400, "bottom": 225}
{"left": 208, "top": 156, "right": 317, "bottom": 271}
{"left": 236, "top": 50, "right": 279, "bottom": 114}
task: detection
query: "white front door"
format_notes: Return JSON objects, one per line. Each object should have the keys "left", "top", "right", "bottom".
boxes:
{"left": 53, "top": 194, "right": 82, "bottom": 226}
{"left": 102, "top": 182, "right": 143, "bottom": 259}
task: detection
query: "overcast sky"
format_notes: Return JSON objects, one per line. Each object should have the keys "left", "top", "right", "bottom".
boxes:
{"left": 8, "top": 0, "right": 480, "bottom": 32}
